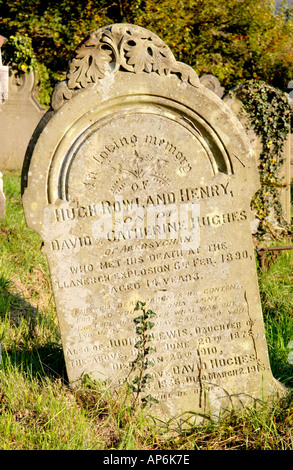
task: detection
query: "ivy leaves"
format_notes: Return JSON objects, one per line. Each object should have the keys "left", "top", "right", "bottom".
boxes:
{"left": 128, "top": 301, "right": 158, "bottom": 408}
{"left": 238, "top": 80, "right": 292, "bottom": 237}
{"left": 239, "top": 82, "right": 290, "bottom": 146}
{"left": 133, "top": 301, "right": 156, "bottom": 334}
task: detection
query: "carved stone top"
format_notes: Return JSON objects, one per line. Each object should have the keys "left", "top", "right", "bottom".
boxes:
{"left": 51, "top": 23, "right": 200, "bottom": 110}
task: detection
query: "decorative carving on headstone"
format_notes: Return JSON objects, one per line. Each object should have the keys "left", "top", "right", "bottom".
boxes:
{"left": 52, "top": 23, "right": 200, "bottom": 110}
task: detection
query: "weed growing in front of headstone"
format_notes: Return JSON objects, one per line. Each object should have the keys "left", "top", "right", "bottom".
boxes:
{"left": 128, "top": 301, "right": 159, "bottom": 409}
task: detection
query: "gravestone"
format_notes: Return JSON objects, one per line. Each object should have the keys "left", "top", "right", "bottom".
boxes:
{"left": 287, "top": 80, "right": 293, "bottom": 99}
{"left": 0, "top": 69, "right": 46, "bottom": 170}
{"left": 199, "top": 74, "right": 225, "bottom": 98}
{"left": 0, "top": 36, "right": 8, "bottom": 104}
{"left": 0, "top": 37, "right": 7, "bottom": 218}
{"left": 22, "top": 24, "right": 286, "bottom": 425}
{"left": 0, "top": 171, "right": 5, "bottom": 218}
{"left": 0, "top": 66, "right": 8, "bottom": 104}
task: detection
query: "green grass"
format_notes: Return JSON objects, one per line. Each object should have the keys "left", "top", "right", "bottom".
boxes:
{"left": 0, "top": 171, "right": 293, "bottom": 450}
{"left": 258, "top": 246, "right": 293, "bottom": 389}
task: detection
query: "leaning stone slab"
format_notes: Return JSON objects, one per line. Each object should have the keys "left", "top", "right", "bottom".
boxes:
{"left": 0, "top": 65, "right": 8, "bottom": 104}
{"left": 0, "top": 35, "right": 8, "bottom": 104}
{"left": 22, "top": 24, "right": 286, "bottom": 426}
{"left": 0, "top": 70, "right": 46, "bottom": 170}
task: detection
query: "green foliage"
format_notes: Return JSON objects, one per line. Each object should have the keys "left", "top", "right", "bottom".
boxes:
{"left": 258, "top": 247, "right": 293, "bottom": 387}
{"left": 235, "top": 80, "right": 292, "bottom": 237}
{"left": 0, "top": 0, "right": 115, "bottom": 105}
{"left": 1, "top": 33, "right": 37, "bottom": 72}
{"left": 128, "top": 301, "right": 158, "bottom": 408}
{"left": 1, "top": 1, "right": 293, "bottom": 105}
{"left": 129, "top": 0, "right": 293, "bottom": 91}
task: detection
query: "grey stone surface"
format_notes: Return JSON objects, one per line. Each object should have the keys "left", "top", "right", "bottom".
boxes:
{"left": 0, "top": 36, "right": 8, "bottom": 104}
{"left": 287, "top": 80, "right": 293, "bottom": 98}
{"left": 22, "top": 24, "right": 286, "bottom": 425}
{"left": 0, "top": 70, "right": 45, "bottom": 170}
{"left": 0, "top": 66, "right": 9, "bottom": 104}
{"left": 199, "top": 74, "right": 225, "bottom": 98}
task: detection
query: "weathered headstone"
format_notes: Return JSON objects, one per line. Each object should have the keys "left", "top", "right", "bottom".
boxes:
{"left": 0, "top": 36, "right": 9, "bottom": 104}
{"left": 287, "top": 80, "right": 293, "bottom": 99}
{"left": 199, "top": 74, "right": 225, "bottom": 98}
{"left": 22, "top": 24, "right": 286, "bottom": 425}
{"left": 0, "top": 69, "right": 46, "bottom": 170}
{"left": 0, "top": 171, "right": 5, "bottom": 218}
{"left": 0, "top": 67, "right": 8, "bottom": 104}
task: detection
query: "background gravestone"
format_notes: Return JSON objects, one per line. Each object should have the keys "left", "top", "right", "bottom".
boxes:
{"left": 22, "top": 24, "right": 286, "bottom": 425}
{"left": 0, "top": 66, "right": 8, "bottom": 104}
{"left": 199, "top": 74, "right": 225, "bottom": 98}
{"left": 288, "top": 80, "right": 293, "bottom": 99}
{"left": 0, "top": 69, "right": 45, "bottom": 170}
{"left": 0, "top": 35, "right": 8, "bottom": 104}
{"left": 0, "top": 36, "right": 8, "bottom": 218}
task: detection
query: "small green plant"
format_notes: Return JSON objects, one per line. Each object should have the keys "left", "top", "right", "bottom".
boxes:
{"left": 128, "top": 301, "right": 158, "bottom": 408}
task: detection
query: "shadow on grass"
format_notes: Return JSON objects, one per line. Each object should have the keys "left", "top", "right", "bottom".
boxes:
{"left": 3, "top": 343, "right": 68, "bottom": 383}
{"left": 0, "top": 275, "right": 67, "bottom": 383}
